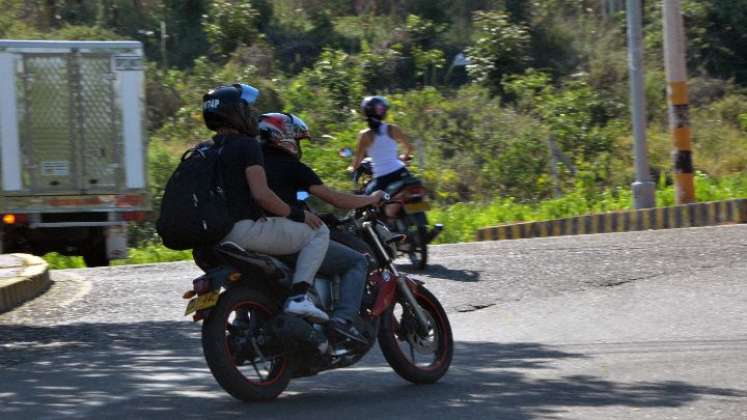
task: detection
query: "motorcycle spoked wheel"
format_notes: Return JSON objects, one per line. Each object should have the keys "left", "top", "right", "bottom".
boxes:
{"left": 378, "top": 286, "right": 453, "bottom": 384}
{"left": 399, "top": 213, "right": 428, "bottom": 270}
{"left": 202, "top": 287, "right": 292, "bottom": 401}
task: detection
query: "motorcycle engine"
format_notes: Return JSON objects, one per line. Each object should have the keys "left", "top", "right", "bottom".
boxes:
{"left": 269, "top": 314, "right": 329, "bottom": 354}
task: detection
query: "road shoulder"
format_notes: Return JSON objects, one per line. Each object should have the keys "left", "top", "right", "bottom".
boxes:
{"left": 0, "top": 254, "right": 50, "bottom": 313}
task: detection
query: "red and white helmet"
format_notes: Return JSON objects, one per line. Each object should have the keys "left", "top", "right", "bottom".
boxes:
{"left": 258, "top": 113, "right": 311, "bottom": 158}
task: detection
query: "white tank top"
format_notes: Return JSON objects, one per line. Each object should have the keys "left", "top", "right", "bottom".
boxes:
{"left": 367, "top": 123, "right": 405, "bottom": 178}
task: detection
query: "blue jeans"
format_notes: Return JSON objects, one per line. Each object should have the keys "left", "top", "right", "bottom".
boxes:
{"left": 318, "top": 241, "right": 367, "bottom": 321}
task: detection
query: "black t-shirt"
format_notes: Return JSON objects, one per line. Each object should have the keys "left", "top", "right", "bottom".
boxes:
{"left": 262, "top": 147, "right": 323, "bottom": 213}
{"left": 213, "top": 134, "right": 264, "bottom": 221}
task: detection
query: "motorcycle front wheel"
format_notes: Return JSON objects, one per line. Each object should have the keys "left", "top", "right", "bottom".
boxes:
{"left": 202, "top": 287, "right": 292, "bottom": 401}
{"left": 378, "top": 286, "right": 453, "bottom": 384}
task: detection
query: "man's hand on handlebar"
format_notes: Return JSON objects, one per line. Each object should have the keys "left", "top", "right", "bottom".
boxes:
{"left": 368, "top": 190, "right": 388, "bottom": 207}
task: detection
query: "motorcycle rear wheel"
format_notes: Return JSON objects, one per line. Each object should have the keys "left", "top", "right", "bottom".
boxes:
{"left": 202, "top": 287, "right": 292, "bottom": 401}
{"left": 378, "top": 286, "right": 453, "bottom": 384}
{"left": 400, "top": 213, "right": 428, "bottom": 270}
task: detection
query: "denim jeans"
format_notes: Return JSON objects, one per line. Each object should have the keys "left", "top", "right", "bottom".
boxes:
{"left": 318, "top": 241, "right": 368, "bottom": 321}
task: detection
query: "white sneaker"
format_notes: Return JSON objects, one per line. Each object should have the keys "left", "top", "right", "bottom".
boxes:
{"left": 283, "top": 294, "right": 329, "bottom": 323}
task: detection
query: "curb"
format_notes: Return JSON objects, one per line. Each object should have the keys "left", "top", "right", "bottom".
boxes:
{"left": 476, "top": 198, "right": 747, "bottom": 242}
{"left": 0, "top": 254, "right": 51, "bottom": 313}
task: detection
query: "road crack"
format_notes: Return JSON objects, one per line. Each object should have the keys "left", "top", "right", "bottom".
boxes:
{"left": 455, "top": 303, "right": 496, "bottom": 313}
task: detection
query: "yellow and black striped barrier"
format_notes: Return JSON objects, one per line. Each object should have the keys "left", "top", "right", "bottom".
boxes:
{"left": 476, "top": 198, "right": 747, "bottom": 242}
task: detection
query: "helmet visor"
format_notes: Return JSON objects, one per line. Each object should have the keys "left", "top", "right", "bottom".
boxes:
{"left": 237, "top": 83, "right": 260, "bottom": 105}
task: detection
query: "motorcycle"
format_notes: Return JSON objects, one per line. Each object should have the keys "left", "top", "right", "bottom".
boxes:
{"left": 340, "top": 147, "right": 442, "bottom": 270}
{"left": 184, "top": 201, "right": 453, "bottom": 401}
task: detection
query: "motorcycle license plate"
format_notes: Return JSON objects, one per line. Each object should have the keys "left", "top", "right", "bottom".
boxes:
{"left": 404, "top": 201, "right": 430, "bottom": 214}
{"left": 185, "top": 291, "right": 220, "bottom": 316}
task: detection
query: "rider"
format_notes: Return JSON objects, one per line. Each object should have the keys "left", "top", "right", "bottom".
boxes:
{"left": 202, "top": 84, "right": 329, "bottom": 323}
{"left": 351, "top": 96, "right": 415, "bottom": 197}
{"left": 258, "top": 112, "right": 385, "bottom": 343}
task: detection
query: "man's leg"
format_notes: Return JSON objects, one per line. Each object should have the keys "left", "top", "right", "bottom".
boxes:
{"left": 319, "top": 241, "right": 368, "bottom": 343}
{"left": 223, "top": 218, "right": 330, "bottom": 321}
{"left": 319, "top": 241, "right": 368, "bottom": 321}
{"left": 224, "top": 218, "right": 329, "bottom": 285}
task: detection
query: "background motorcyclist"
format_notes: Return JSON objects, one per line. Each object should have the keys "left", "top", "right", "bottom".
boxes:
{"left": 258, "top": 112, "right": 384, "bottom": 343}
{"left": 351, "top": 96, "right": 415, "bottom": 197}
{"left": 202, "top": 84, "right": 330, "bottom": 323}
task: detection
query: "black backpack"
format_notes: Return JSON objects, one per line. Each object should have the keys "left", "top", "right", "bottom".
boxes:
{"left": 156, "top": 143, "right": 235, "bottom": 250}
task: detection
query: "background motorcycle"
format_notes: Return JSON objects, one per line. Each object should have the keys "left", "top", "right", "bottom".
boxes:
{"left": 184, "top": 201, "right": 453, "bottom": 401}
{"left": 339, "top": 147, "right": 442, "bottom": 270}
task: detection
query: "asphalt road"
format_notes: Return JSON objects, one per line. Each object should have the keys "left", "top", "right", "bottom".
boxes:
{"left": 1, "top": 225, "right": 746, "bottom": 419}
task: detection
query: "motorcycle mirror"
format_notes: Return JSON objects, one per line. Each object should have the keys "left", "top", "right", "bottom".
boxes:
{"left": 339, "top": 147, "right": 353, "bottom": 159}
{"left": 296, "top": 190, "right": 311, "bottom": 202}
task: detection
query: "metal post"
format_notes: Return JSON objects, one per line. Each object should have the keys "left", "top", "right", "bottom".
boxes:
{"left": 626, "top": 0, "right": 656, "bottom": 209}
{"left": 662, "top": 0, "right": 695, "bottom": 204}
{"left": 160, "top": 20, "right": 168, "bottom": 69}
{"left": 415, "top": 138, "right": 425, "bottom": 170}
{"left": 548, "top": 137, "right": 561, "bottom": 198}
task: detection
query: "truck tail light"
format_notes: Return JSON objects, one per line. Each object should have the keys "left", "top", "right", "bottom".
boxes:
{"left": 122, "top": 211, "right": 146, "bottom": 222}
{"left": 3, "top": 213, "right": 28, "bottom": 225}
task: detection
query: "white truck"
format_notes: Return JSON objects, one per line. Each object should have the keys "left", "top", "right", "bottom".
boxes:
{"left": 0, "top": 40, "right": 149, "bottom": 266}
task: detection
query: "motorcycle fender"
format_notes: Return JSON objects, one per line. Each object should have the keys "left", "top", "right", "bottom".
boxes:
{"left": 371, "top": 272, "right": 398, "bottom": 316}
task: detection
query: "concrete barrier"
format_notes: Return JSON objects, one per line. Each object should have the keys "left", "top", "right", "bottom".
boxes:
{"left": 0, "top": 254, "right": 51, "bottom": 313}
{"left": 476, "top": 198, "right": 747, "bottom": 241}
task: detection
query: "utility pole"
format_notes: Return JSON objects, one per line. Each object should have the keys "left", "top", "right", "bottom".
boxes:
{"left": 160, "top": 20, "right": 168, "bottom": 69}
{"left": 626, "top": 0, "right": 656, "bottom": 208}
{"left": 662, "top": 0, "right": 695, "bottom": 204}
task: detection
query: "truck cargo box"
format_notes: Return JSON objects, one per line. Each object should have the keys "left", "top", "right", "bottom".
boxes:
{"left": 0, "top": 40, "right": 147, "bottom": 210}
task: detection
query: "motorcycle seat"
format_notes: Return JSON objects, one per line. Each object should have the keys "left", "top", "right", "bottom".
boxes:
{"left": 384, "top": 176, "right": 422, "bottom": 196}
{"left": 215, "top": 242, "right": 292, "bottom": 283}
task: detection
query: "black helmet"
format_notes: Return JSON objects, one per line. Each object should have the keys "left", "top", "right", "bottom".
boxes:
{"left": 202, "top": 83, "right": 260, "bottom": 135}
{"left": 360, "top": 95, "right": 389, "bottom": 130}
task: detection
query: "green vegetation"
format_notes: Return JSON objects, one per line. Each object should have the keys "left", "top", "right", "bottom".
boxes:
{"left": 44, "top": 171, "right": 746, "bottom": 269}
{"left": 431, "top": 172, "right": 747, "bottom": 244}
{"left": 1, "top": 1, "right": 744, "bottom": 265}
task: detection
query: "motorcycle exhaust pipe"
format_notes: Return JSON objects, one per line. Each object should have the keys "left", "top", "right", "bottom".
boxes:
{"left": 427, "top": 224, "right": 444, "bottom": 244}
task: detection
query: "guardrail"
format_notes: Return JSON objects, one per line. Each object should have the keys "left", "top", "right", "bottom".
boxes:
{"left": 476, "top": 198, "right": 747, "bottom": 241}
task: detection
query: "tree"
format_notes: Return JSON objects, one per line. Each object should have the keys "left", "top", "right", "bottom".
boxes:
{"left": 203, "top": 0, "right": 260, "bottom": 57}
{"left": 466, "top": 10, "right": 530, "bottom": 96}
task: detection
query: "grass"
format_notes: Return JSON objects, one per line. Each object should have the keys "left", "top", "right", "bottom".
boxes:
{"left": 44, "top": 244, "right": 192, "bottom": 270}
{"left": 42, "top": 173, "right": 747, "bottom": 268}
{"left": 429, "top": 172, "right": 747, "bottom": 244}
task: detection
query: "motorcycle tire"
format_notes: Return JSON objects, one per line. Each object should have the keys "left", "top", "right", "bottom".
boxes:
{"left": 378, "top": 286, "right": 453, "bottom": 384}
{"left": 406, "top": 213, "right": 428, "bottom": 270}
{"left": 202, "top": 286, "right": 292, "bottom": 401}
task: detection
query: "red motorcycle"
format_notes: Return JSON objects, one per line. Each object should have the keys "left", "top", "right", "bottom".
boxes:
{"left": 184, "top": 202, "right": 453, "bottom": 401}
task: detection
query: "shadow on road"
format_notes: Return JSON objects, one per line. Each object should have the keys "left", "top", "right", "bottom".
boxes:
{"left": 1, "top": 321, "right": 744, "bottom": 419}
{"left": 400, "top": 263, "right": 481, "bottom": 282}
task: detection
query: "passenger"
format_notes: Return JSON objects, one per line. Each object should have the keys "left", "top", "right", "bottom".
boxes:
{"left": 203, "top": 84, "right": 329, "bottom": 322}
{"left": 258, "top": 112, "right": 385, "bottom": 343}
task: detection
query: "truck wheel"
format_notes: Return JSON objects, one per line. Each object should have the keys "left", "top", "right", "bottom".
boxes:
{"left": 83, "top": 243, "right": 109, "bottom": 267}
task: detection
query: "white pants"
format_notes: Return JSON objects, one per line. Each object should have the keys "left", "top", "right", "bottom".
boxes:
{"left": 222, "top": 217, "right": 329, "bottom": 286}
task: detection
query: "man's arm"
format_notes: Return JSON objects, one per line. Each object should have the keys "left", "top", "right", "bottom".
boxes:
{"left": 246, "top": 165, "right": 322, "bottom": 228}
{"left": 309, "top": 184, "right": 383, "bottom": 209}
